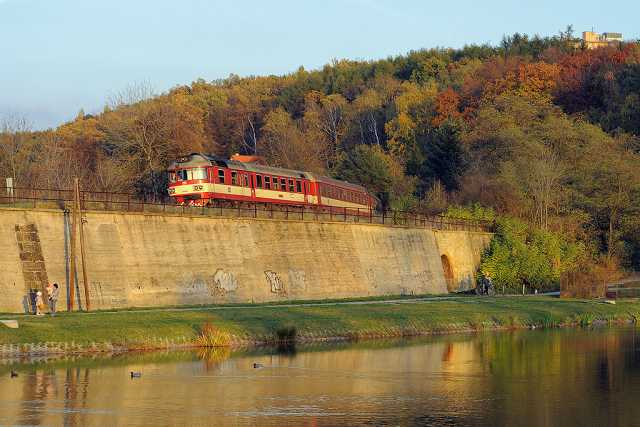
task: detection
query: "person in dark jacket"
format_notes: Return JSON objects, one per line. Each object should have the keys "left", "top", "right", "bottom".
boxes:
{"left": 49, "top": 283, "right": 60, "bottom": 315}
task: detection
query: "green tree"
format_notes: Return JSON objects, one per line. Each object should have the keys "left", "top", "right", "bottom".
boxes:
{"left": 408, "top": 121, "right": 468, "bottom": 194}
{"left": 334, "top": 145, "right": 415, "bottom": 210}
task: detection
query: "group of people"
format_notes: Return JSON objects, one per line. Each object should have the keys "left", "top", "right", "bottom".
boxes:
{"left": 34, "top": 283, "right": 59, "bottom": 316}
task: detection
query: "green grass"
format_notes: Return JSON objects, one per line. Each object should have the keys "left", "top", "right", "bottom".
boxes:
{"left": 1, "top": 297, "right": 639, "bottom": 352}
{"left": 52, "top": 292, "right": 454, "bottom": 313}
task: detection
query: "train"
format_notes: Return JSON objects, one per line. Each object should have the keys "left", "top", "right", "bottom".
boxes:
{"left": 167, "top": 153, "right": 377, "bottom": 212}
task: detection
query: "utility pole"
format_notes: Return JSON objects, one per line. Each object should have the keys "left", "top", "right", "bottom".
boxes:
{"left": 76, "top": 179, "right": 91, "bottom": 311}
{"left": 68, "top": 178, "right": 78, "bottom": 311}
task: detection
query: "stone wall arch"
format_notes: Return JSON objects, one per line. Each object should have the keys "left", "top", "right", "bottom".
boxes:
{"left": 440, "top": 254, "right": 455, "bottom": 292}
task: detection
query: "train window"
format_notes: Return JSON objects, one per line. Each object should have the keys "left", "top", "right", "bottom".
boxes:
{"left": 280, "top": 178, "right": 287, "bottom": 191}
{"left": 296, "top": 181, "right": 302, "bottom": 193}
{"left": 288, "top": 179, "right": 295, "bottom": 192}
{"left": 242, "top": 174, "right": 248, "bottom": 187}
{"left": 264, "top": 176, "right": 271, "bottom": 189}
{"left": 169, "top": 172, "right": 176, "bottom": 183}
{"left": 272, "top": 177, "right": 279, "bottom": 190}
{"left": 217, "top": 169, "right": 225, "bottom": 184}
{"left": 231, "top": 171, "right": 238, "bottom": 185}
{"left": 256, "top": 175, "right": 263, "bottom": 188}
{"left": 306, "top": 182, "right": 311, "bottom": 193}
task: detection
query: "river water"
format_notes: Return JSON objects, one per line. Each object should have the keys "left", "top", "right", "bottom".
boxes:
{"left": 1, "top": 326, "right": 640, "bottom": 426}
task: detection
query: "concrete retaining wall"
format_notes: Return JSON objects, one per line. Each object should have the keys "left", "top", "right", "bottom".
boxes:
{"left": 0, "top": 209, "right": 492, "bottom": 313}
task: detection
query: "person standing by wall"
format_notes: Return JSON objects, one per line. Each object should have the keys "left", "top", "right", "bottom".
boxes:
{"left": 49, "top": 283, "right": 59, "bottom": 316}
{"left": 35, "top": 291, "right": 45, "bottom": 316}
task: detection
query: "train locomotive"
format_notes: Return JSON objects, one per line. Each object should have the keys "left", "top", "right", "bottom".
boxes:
{"left": 167, "top": 153, "right": 377, "bottom": 212}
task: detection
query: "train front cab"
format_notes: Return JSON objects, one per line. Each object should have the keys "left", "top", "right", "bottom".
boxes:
{"left": 167, "top": 156, "right": 213, "bottom": 206}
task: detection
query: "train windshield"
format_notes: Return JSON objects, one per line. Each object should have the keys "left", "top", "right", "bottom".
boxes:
{"left": 173, "top": 168, "right": 207, "bottom": 182}
{"left": 191, "top": 168, "right": 207, "bottom": 180}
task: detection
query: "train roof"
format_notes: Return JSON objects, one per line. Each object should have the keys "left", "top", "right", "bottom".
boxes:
{"left": 168, "top": 153, "right": 371, "bottom": 194}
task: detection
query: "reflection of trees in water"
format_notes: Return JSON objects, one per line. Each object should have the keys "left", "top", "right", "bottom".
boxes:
{"left": 469, "top": 329, "right": 640, "bottom": 426}
{"left": 5, "top": 329, "right": 640, "bottom": 426}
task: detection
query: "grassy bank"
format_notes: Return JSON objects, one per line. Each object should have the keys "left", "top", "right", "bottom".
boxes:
{"left": 1, "top": 297, "right": 639, "bottom": 355}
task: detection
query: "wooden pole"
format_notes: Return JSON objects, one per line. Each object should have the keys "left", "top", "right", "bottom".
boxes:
{"left": 76, "top": 179, "right": 91, "bottom": 311}
{"left": 68, "top": 178, "right": 78, "bottom": 311}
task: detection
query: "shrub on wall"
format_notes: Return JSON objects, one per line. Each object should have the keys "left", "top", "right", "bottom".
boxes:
{"left": 480, "top": 217, "right": 584, "bottom": 293}
{"left": 443, "top": 203, "right": 496, "bottom": 221}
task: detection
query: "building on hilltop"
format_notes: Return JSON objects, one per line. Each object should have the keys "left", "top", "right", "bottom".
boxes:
{"left": 580, "top": 31, "right": 623, "bottom": 49}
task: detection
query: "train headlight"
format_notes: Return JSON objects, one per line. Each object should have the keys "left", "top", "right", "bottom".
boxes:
{"left": 168, "top": 188, "right": 176, "bottom": 195}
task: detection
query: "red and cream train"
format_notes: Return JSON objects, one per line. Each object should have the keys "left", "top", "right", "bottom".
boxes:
{"left": 167, "top": 153, "right": 377, "bottom": 212}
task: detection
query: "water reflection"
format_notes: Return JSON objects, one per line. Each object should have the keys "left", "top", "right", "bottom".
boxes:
{"left": 1, "top": 327, "right": 640, "bottom": 426}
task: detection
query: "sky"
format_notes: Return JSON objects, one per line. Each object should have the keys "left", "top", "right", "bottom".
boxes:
{"left": 1, "top": 0, "right": 638, "bottom": 130}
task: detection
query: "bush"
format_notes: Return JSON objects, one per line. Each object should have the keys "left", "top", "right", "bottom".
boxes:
{"left": 275, "top": 326, "right": 297, "bottom": 343}
{"left": 444, "top": 203, "right": 496, "bottom": 221}
{"left": 480, "top": 217, "right": 584, "bottom": 293}
{"left": 195, "top": 322, "right": 232, "bottom": 347}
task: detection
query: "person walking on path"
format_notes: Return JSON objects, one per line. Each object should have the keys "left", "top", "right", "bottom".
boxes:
{"left": 46, "top": 282, "right": 53, "bottom": 300}
{"left": 35, "top": 291, "right": 45, "bottom": 316}
{"left": 49, "top": 283, "right": 60, "bottom": 315}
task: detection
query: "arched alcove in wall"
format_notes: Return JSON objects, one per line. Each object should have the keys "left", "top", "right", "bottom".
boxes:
{"left": 440, "top": 254, "right": 455, "bottom": 292}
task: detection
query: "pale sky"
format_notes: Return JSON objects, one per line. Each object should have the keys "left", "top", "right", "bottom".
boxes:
{"left": 1, "top": 0, "right": 638, "bottom": 130}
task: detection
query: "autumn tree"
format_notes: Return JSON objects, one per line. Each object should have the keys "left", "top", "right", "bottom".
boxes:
{"left": 385, "top": 81, "right": 438, "bottom": 160}
{"left": 0, "top": 115, "right": 36, "bottom": 187}
{"left": 259, "top": 108, "right": 326, "bottom": 173}
{"left": 100, "top": 94, "right": 206, "bottom": 198}
{"left": 574, "top": 140, "right": 640, "bottom": 262}
{"left": 302, "top": 91, "right": 347, "bottom": 168}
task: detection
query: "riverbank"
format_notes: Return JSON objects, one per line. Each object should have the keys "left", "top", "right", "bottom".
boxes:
{"left": 1, "top": 296, "right": 639, "bottom": 356}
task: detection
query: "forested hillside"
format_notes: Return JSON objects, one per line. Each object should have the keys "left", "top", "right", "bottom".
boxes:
{"left": 2, "top": 29, "right": 640, "bottom": 273}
